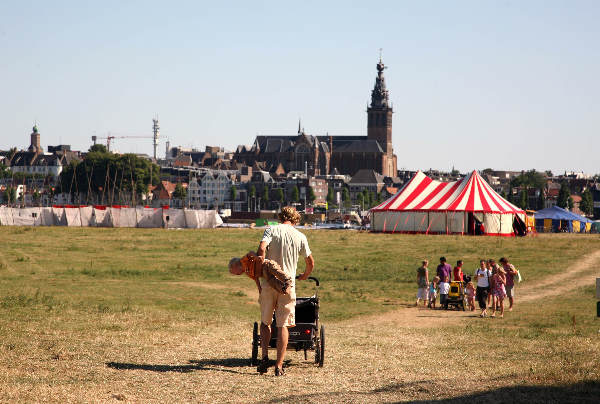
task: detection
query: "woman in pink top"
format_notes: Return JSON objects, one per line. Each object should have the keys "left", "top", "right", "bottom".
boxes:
{"left": 490, "top": 268, "right": 507, "bottom": 318}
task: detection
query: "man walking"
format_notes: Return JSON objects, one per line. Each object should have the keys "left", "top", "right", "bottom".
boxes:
{"left": 256, "top": 206, "right": 314, "bottom": 376}
{"left": 436, "top": 257, "right": 452, "bottom": 283}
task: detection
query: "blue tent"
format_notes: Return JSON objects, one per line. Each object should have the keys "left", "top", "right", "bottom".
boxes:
{"left": 534, "top": 206, "right": 593, "bottom": 233}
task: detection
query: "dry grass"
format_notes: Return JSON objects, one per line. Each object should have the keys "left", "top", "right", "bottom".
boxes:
{"left": 0, "top": 227, "right": 599, "bottom": 402}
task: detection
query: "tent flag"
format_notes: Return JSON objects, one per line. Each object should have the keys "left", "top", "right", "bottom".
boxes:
{"left": 370, "top": 170, "right": 525, "bottom": 236}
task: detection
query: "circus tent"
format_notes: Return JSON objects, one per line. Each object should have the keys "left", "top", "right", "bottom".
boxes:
{"left": 370, "top": 170, "right": 526, "bottom": 236}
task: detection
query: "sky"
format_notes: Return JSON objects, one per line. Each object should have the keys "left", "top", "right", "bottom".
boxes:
{"left": 1, "top": 0, "right": 599, "bottom": 174}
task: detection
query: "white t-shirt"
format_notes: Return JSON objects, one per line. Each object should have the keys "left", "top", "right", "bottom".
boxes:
{"left": 261, "top": 224, "right": 312, "bottom": 289}
{"left": 475, "top": 268, "right": 491, "bottom": 288}
{"left": 438, "top": 282, "right": 450, "bottom": 294}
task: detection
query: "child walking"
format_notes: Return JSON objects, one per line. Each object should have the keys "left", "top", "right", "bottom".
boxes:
{"left": 465, "top": 281, "right": 476, "bottom": 311}
{"left": 428, "top": 276, "right": 439, "bottom": 309}
{"left": 491, "top": 268, "right": 507, "bottom": 318}
{"left": 439, "top": 275, "right": 450, "bottom": 310}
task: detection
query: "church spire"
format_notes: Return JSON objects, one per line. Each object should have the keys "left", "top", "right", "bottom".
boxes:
{"left": 370, "top": 55, "right": 389, "bottom": 108}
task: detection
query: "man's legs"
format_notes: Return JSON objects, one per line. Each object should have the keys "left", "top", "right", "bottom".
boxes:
{"left": 260, "top": 322, "right": 271, "bottom": 360}
{"left": 275, "top": 326, "right": 288, "bottom": 370}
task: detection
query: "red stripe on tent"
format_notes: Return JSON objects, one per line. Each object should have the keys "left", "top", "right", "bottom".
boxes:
{"left": 413, "top": 182, "right": 447, "bottom": 209}
{"left": 476, "top": 175, "right": 492, "bottom": 212}
{"left": 465, "top": 175, "right": 477, "bottom": 211}
{"left": 429, "top": 181, "right": 462, "bottom": 210}
{"left": 376, "top": 171, "right": 422, "bottom": 210}
{"left": 447, "top": 171, "right": 475, "bottom": 211}
{"left": 396, "top": 176, "right": 433, "bottom": 209}
{"left": 479, "top": 179, "right": 505, "bottom": 212}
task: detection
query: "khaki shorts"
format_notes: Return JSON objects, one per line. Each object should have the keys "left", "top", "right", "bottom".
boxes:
{"left": 259, "top": 282, "right": 296, "bottom": 327}
{"left": 506, "top": 285, "right": 515, "bottom": 298}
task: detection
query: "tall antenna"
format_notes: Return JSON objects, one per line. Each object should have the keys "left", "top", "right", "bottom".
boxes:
{"left": 379, "top": 48, "right": 383, "bottom": 62}
{"left": 152, "top": 118, "right": 160, "bottom": 160}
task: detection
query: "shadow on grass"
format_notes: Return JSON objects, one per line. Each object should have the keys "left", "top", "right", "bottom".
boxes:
{"left": 266, "top": 381, "right": 600, "bottom": 403}
{"left": 106, "top": 357, "right": 251, "bottom": 374}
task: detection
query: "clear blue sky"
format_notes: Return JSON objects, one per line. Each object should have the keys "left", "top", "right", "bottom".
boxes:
{"left": 1, "top": 1, "right": 598, "bottom": 174}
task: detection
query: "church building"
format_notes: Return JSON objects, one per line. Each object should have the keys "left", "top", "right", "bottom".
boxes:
{"left": 233, "top": 58, "right": 398, "bottom": 177}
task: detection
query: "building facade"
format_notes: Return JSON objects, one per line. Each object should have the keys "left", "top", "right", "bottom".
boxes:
{"left": 233, "top": 58, "right": 398, "bottom": 178}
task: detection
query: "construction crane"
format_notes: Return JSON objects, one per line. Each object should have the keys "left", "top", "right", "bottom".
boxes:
{"left": 91, "top": 118, "right": 161, "bottom": 158}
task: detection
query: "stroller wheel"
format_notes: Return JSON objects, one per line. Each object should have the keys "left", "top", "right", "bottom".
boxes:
{"left": 318, "top": 325, "right": 325, "bottom": 367}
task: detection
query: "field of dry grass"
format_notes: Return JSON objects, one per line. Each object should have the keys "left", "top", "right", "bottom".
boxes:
{"left": 0, "top": 227, "right": 599, "bottom": 402}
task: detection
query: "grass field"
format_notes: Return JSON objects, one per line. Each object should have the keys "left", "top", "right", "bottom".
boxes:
{"left": 0, "top": 227, "right": 599, "bottom": 402}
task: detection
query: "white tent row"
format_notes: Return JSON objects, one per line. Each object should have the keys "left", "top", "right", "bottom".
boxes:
{"left": 0, "top": 207, "right": 223, "bottom": 229}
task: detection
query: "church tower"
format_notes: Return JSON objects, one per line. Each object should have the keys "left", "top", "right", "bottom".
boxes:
{"left": 367, "top": 57, "right": 395, "bottom": 177}
{"left": 28, "top": 125, "right": 43, "bottom": 154}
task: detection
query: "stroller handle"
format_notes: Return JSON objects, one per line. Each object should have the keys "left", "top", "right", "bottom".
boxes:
{"left": 296, "top": 275, "right": 319, "bottom": 286}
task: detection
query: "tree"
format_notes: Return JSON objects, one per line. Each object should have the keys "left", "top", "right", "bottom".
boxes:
{"left": 59, "top": 153, "right": 159, "bottom": 204}
{"left": 342, "top": 187, "right": 350, "bottom": 208}
{"left": 248, "top": 184, "right": 256, "bottom": 212}
{"left": 262, "top": 186, "right": 270, "bottom": 209}
{"left": 580, "top": 189, "right": 594, "bottom": 216}
{"left": 519, "top": 190, "right": 528, "bottom": 210}
{"left": 89, "top": 144, "right": 108, "bottom": 154}
{"left": 230, "top": 185, "right": 237, "bottom": 201}
{"left": 362, "top": 189, "right": 370, "bottom": 207}
{"left": 32, "top": 190, "right": 41, "bottom": 206}
{"left": 291, "top": 186, "right": 299, "bottom": 203}
{"left": 3, "top": 187, "right": 16, "bottom": 205}
{"left": 510, "top": 169, "right": 546, "bottom": 190}
{"left": 307, "top": 186, "right": 316, "bottom": 204}
{"left": 557, "top": 182, "right": 570, "bottom": 208}
{"left": 567, "top": 196, "right": 574, "bottom": 211}
{"left": 173, "top": 183, "right": 187, "bottom": 201}
{"left": 356, "top": 193, "right": 364, "bottom": 209}
{"left": 326, "top": 186, "right": 334, "bottom": 204}
{"left": 537, "top": 188, "right": 545, "bottom": 210}
{"left": 276, "top": 188, "right": 284, "bottom": 205}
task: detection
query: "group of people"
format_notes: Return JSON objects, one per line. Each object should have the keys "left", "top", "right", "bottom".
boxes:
{"left": 416, "top": 256, "right": 519, "bottom": 318}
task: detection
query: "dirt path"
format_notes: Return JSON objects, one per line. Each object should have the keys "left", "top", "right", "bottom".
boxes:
{"left": 342, "top": 248, "right": 600, "bottom": 328}
{"left": 518, "top": 249, "right": 600, "bottom": 302}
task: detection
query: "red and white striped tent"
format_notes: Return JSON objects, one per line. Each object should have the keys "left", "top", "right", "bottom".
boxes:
{"left": 370, "top": 170, "right": 525, "bottom": 236}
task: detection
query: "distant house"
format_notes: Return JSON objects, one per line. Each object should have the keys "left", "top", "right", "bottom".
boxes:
{"left": 187, "top": 172, "right": 234, "bottom": 209}
{"left": 152, "top": 180, "right": 182, "bottom": 207}
{"left": 9, "top": 152, "right": 66, "bottom": 179}
{"left": 348, "top": 169, "right": 385, "bottom": 201}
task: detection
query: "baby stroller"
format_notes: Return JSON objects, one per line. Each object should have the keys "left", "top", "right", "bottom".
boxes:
{"left": 445, "top": 280, "right": 467, "bottom": 311}
{"left": 251, "top": 276, "right": 325, "bottom": 367}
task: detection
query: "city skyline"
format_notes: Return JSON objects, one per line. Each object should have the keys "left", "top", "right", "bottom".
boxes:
{"left": 1, "top": 1, "right": 599, "bottom": 174}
